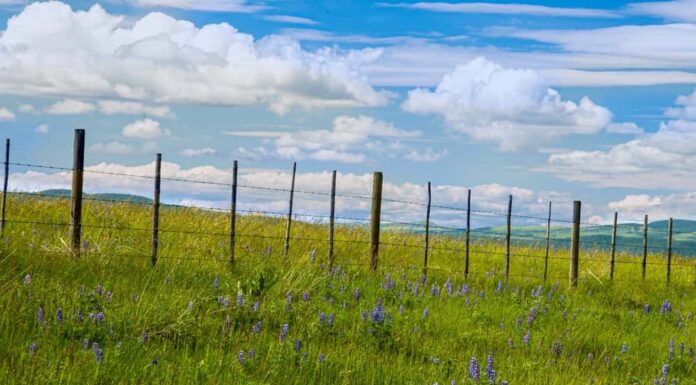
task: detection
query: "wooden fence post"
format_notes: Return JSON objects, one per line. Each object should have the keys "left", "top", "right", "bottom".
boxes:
{"left": 328, "top": 170, "right": 336, "bottom": 268}
{"left": 151, "top": 153, "right": 161, "bottom": 267}
{"left": 229, "top": 160, "right": 238, "bottom": 266}
{"left": 543, "top": 201, "right": 551, "bottom": 281}
{"left": 0, "top": 139, "right": 9, "bottom": 238}
{"left": 369, "top": 171, "right": 383, "bottom": 271}
{"left": 70, "top": 129, "right": 85, "bottom": 256}
{"left": 465, "top": 188, "right": 471, "bottom": 278}
{"left": 504, "top": 194, "right": 512, "bottom": 279}
{"left": 610, "top": 212, "right": 618, "bottom": 281}
{"left": 642, "top": 214, "right": 648, "bottom": 280}
{"left": 667, "top": 217, "right": 673, "bottom": 284}
{"left": 283, "top": 162, "right": 296, "bottom": 258}
{"left": 570, "top": 200, "right": 581, "bottom": 288}
{"left": 423, "top": 181, "right": 431, "bottom": 277}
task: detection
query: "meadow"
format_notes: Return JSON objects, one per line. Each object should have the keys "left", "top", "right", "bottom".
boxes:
{"left": 1, "top": 194, "right": 695, "bottom": 384}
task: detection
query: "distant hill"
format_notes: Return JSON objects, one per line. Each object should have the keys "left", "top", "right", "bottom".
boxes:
{"left": 38, "top": 189, "right": 152, "bottom": 204}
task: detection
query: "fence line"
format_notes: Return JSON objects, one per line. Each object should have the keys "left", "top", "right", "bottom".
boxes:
{"left": 1, "top": 129, "right": 695, "bottom": 286}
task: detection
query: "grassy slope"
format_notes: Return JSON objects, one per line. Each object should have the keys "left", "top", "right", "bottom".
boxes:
{"left": 1, "top": 194, "right": 695, "bottom": 384}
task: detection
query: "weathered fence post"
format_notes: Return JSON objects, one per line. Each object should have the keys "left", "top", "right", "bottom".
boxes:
{"left": 369, "top": 171, "right": 383, "bottom": 271}
{"left": 465, "top": 188, "right": 471, "bottom": 278}
{"left": 504, "top": 194, "right": 512, "bottom": 279}
{"left": 543, "top": 201, "right": 551, "bottom": 281}
{"left": 229, "top": 160, "right": 238, "bottom": 266}
{"left": 570, "top": 200, "right": 581, "bottom": 287}
{"left": 0, "top": 139, "right": 9, "bottom": 238}
{"left": 667, "top": 217, "right": 673, "bottom": 284}
{"left": 610, "top": 212, "right": 618, "bottom": 280}
{"left": 283, "top": 162, "right": 296, "bottom": 258}
{"left": 328, "top": 170, "right": 336, "bottom": 268}
{"left": 70, "top": 129, "right": 85, "bottom": 256}
{"left": 423, "top": 181, "right": 431, "bottom": 276}
{"left": 642, "top": 214, "right": 648, "bottom": 280}
{"left": 151, "top": 153, "right": 161, "bottom": 267}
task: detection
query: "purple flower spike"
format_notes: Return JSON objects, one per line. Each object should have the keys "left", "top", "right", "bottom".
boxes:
{"left": 468, "top": 356, "right": 480, "bottom": 380}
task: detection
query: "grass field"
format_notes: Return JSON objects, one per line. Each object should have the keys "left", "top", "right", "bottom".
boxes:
{"left": 1, "top": 194, "right": 696, "bottom": 384}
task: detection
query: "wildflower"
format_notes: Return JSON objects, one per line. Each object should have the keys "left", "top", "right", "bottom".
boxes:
{"left": 294, "top": 339, "right": 302, "bottom": 352}
{"left": 327, "top": 313, "right": 334, "bottom": 328}
{"left": 318, "top": 353, "right": 326, "bottom": 363}
{"left": 420, "top": 274, "right": 426, "bottom": 285}
{"left": 588, "top": 352, "right": 594, "bottom": 361}
{"left": 140, "top": 331, "right": 148, "bottom": 345}
{"left": 661, "top": 300, "right": 673, "bottom": 314}
{"left": 237, "top": 350, "right": 245, "bottom": 364}
{"left": 423, "top": 307, "right": 429, "bottom": 320}
{"left": 83, "top": 338, "right": 89, "bottom": 351}
{"left": 92, "top": 342, "right": 99, "bottom": 352}
{"left": 480, "top": 291, "right": 485, "bottom": 299}
{"left": 28, "top": 342, "right": 38, "bottom": 354}
{"left": 212, "top": 275, "right": 219, "bottom": 290}
{"left": 468, "top": 356, "right": 480, "bottom": 380}
{"left": 680, "top": 342, "right": 685, "bottom": 355}
{"left": 236, "top": 293, "right": 244, "bottom": 309}
{"left": 430, "top": 284, "right": 438, "bottom": 297}
{"left": 252, "top": 321, "right": 262, "bottom": 334}
{"left": 94, "top": 285, "right": 103, "bottom": 296}
{"left": 23, "top": 274, "right": 31, "bottom": 286}
{"left": 446, "top": 279, "right": 453, "bottom": 296}
{"left": 669, "top": 337, "right": 675, "bottom": 360}
{"left": 224, "top": 316, "right": 231, "bottom": 333}
{"left": 371, "top": 298, "right": 386, "bottom": 324}
{"left": 95, "top": 312, "right": 104, "bottom": 325}
{"left": 247, "top": 349, "right": 255, "bottom": 359}
{"left": 309, "top": 249, "right": 316, "bottom": 263}
{"left": 302, "top": 292, "right": 310, "bottom": 302}
{"left": 151, "top": 359, "right": 158, "bottom": 366}
{"left": 353, "top": 288, "right": 360, "bottom": 301}
{"left": 621, "top": 343, "right": 628, "bottom": 354}
{"left": 361, "top": 310, "right": 368, "bottom": 321}
{"left": 319, "top": 312, "right": 326, "bottom": 325}
{"left": 279, "top": 324, "right": 289, "bottom": 342}
{"left": 252, "top": 300, "right": 260, "bottom": 312}
{"left": 37, "top": 308, "right": 44, "bottom": 324}
{"left": 485, "top": 354, "right": 495, "bottom": 381}
{"left": 644, "top": 304, "right": 651, "bottom": 314}
{"left": 523, "top": 330, "right": 531, "bottom": 345}
{"left": 56, "top": 308, "right": 63, "bottom": 323}
{"left": 661, "top": 363, "right": 669, "bottom": 383}
{"left": 495, "top": 281, "right": 503, "bottom": 293}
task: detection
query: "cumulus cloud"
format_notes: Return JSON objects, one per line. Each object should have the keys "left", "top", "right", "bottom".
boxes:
{"left": 607, "top": 193, "right": 696, "bottom": 222}
{"left": 0, "top": 2, "right": 388, "bottom": 114}
{"left": 44, "top": 99, "right": 96, "bottom": 115}
{"left": 34, "top": 123, "right": 48, "bottom": 133}
{"left": 545, "top": 88, "right": 696, "bottom": 189}
{"left": 0, "top": 107, "right": 15, "bottom": 121}
{"left": 606, "top": 122, "right": 643, "bottom": 135}
{"left": 89, "top": 141, "right": 135, "bottom": 155}
{"left": 122, "top": 118, "right": 170, "bottom": 140}
{"left": 180, "top": 147, "right": 215, "bottom": 157}
{"left": 402, "top": 57, "right": 612, "bottom": 151}
{"left": 404, "top": 148, "right": 448, "bottom": 162}
{"left": 227, "top": 115, "right": 426, "bottom": 163}
{"left": 97, "top": 101, "right": 174, "bottom": 118}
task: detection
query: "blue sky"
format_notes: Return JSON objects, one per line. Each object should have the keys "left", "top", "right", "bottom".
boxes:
{"left": 2, "top": 0, "right": 696, "bottom": 225}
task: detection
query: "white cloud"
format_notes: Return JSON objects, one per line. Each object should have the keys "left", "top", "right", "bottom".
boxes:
{"left": 378, "top": 2, "right": 620, "bottom": 18}
{"left": 607, "top": 193, "right": 696, "bottom": 222}
{"left": 264, "top": 15, "right": 318, "bottom": 25}
{"left": 180, "top": 147, "right": 215, "bottom": 157}
{"left": 44, "top": 99, "right": 96, "bottom": 115}
{"left": 18, "top": 103, "right": 34, "bottom": 113}
{"left": 122, "top": 118, "right": 171, "bottom": 140}
{"left": 0, "top": 107, "right": 15, "bottom": 121}
{"left": 97, "top": 101, "right": 174, "bottom": 118}
{"left": 34, "top": 123, "right": 48, "bottom": 133}
{"left": 402, "top": 57, "right": 612, "bottom": 151}
{"left": 626, "top": 0, "right": 696, "bottom": 22}
{"left": 544, "top": 88, "right": 696, "bottom": 189}
{"left": 226, "top": 115, "right": 424, "bottom": 163}
{"left": 129, "top": 0, "right": 266, "bottom": 13}
{"left": 606, "top": 122, "right": 643, "bottom": 135}
{"left": 0, "top": 2, "right": 388, "bottom": 114}
{"left": 89, "top": 141, "right": 135, "bottom": 155}
{"left": 404, "top": 148, "right": 448, "bottom": 162}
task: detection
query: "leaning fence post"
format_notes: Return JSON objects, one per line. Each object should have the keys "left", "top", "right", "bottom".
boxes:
{"left": 229, "top": 160, "right": 238, "bottom": 266}
{"left": 642, "top": 214, "right": 648, "bottom": 280}
{"left": 369, "top": 171, "right": 383, "bottom": 271}
{"left": 464, "top": 188, "right": 471, "bottom": 278}
{"left": 423, "top": 181, "right": 432, "bottom": 277}
{"left": 667, "top": 217, "right": 673, "bottom": 284}
{"left": 0, "top": 139, "right": 9, "bottom": 238}
{"left": 610, "top": 212, "right": 618, "bottom": 280}
{"left": 328, "top": 170, "right": 336, "bottom": 268}
{"left": 504, "top": 194, "right": 512, "bottom": 279}
{"left": 283, "top": 162, "right": 296, "bottom": 258}
{"left": 151, "top": 153, "right": 161, "bottom": 267}
{"left": 70, "top": 129, "right": 85, "bottom": 256}
{"left": 570, "top": 200, "right": 581, "bottom": 287}
{"left": 543, "top": 201, "right": 551, "bottom": 281}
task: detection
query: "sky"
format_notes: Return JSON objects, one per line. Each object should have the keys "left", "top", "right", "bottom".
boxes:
{"left": 2, "top": 0, "right": 696, "bottom": 227}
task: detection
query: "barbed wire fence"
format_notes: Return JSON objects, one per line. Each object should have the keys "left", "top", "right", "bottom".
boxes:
{"left": 1, "top": 130, "right": 695, "bottom": 286}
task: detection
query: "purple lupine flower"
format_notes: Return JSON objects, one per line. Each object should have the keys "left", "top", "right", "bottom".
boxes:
{"left": 446, "top": 279, "right": 453, "bottom": 296}
{"left": 92, "top": 342, "right": 99, "bottom": 352}
{"left": 588, "top": 352, "right": 594, "bottom": 361}
{"left": 668, "top": 337, "right": 675, "bottom": 360}
{"left": 37, "top": 308, "right": 44, "bottom": 323}
{"left": 319, "top": 312, "right": 326, "bottom": 324}
{"left": 422, "top": 307, "right": 429, "bottom": 320}
{"left": 252, "top": 321, "right": 262, "bottom": 334}
{"left": 461, "top": 284, "right": 470, "bottom": 295}
{"left": 495, "top": 281, "right": 503, "bottom": 294}
{"left": 302, "top": 292, "right": 310, "bottom": 302}
{"left": 151, "top": 359, "right": 158, "bottom": 366}
{"left": 252, "top": 300, "right": 260, "bottom": 312}
{"left": 621, "top": 343, "right": 628, "bottom": 354}
{"left": 485, "top": 354, "right": 494, "bottom": 381}
{"left": 83, "top": 338, "right": 89, "bottom": 351}
{"left": 29, "top": 342, "right": 38, "bottom": 354}
{"left": 236, "top": 293, "right": 244, "bottom": 309}
{"left": 361, "top": 310, "right": 368, "bottom": 321}
{"left": 661, "top": 300, "right": 673, "bottom": 314}
{"left": 412, "top": 284, "right": 419, "bottom": 296}
{"left": 224, "top": 316, "right": 231, "bottom": 332}
{"left": 528, "top": 305, "right": 539, "bottom": 326}
{"left": 318, "top": 353, "right": 326, "bottom": 363}
{"left": 279, "top": 324, "right": 289, "bottom": 342}
{"left": 465, "top": 298, "right": 470, "bottom": 306}
{"left": 679, "top": 342, "right": 685, "bottom": 355}
{"left": 294, "top": 339, "right": 302, "bottom": 352}
{"left": 430, "top": 284, "right": 438, "bottom": 297}
{"left": 371, "top": 298, "right": 386, "bottom": 324}
{"left": 420, "top": 274, "right": 427, "bottom": 285}
{"left": 212, "top": 276, "right": 219, "bottom": 290}
{"left": 237, "top": 350, "right": 245, "bottom": 364}
{"left": 661, "top": 363, "right": 669, "bottom": 384}
{"left": 140, "top": 331, "right": 148, "bottom": 345}
{"left": 56, "top": 308, "right": 63, "bottom": 323}
{"left": 353, "top": 288, "right": 360, "bottom": 301}
{"left": 468, "top": 356, "right": 480, "bottom": 380}
{"left": 645, "top": 304, "right": 651, "bottom": 314}
{"left": 500, "top": 381, "right": 508, "bottom": 385}
{"left": 96, "top": 312, "right": 104, "bottom": 325}
{"left": 480, "top": 291, "right": 485, "bottom": 299}
{"left": 247, "top": 349, "right": 255, "bottom": 359}
{"left": 327, "top": 313, "right": 334, "bottom": 328}
{"left": 523, "top": 330, "right": 531, "bottom": 345}
{"left": 23, "top": 274, "right": 31, "bottom": 286}
{"left": 488, "top": 370, "right": 496, "bottom": 384}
